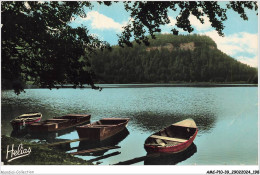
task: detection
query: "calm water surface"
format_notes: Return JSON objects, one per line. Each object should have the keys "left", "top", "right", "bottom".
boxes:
{"left": 1, "top": 85, "right": 258, "bottom": 165}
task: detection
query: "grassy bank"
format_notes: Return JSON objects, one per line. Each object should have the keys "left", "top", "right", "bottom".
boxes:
{"left": 1, "top": 135, "right": 92, "bottom": 165}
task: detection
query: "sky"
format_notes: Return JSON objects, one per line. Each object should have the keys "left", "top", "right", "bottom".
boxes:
{"left": 70, "top": 1, "right": 259, "bottom": 68}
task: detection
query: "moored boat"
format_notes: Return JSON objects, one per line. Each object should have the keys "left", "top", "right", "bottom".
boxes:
{"left": 76, "top": 118, "right": 130, "bottom": 141}
{"left": 29, "top": 114, "right": 91, "bottom": 132}
{"left": 144, "top": 118, "right": 198, "bottom": 153}
{"left": 10, "top": 112, "right": 42, "bottom": 130}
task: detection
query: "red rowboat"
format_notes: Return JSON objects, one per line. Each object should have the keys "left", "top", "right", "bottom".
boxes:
{"left": 76, "top": 118, "right": 130, "bottom": 141}
{"left": 144, "top": 119, "right": 198, "bottom": 153}
{"left": 29, "top": 114, "right": 91, "bottom": 132}
{"left": 10, "top": 112, "right": 42, "bottom": 130}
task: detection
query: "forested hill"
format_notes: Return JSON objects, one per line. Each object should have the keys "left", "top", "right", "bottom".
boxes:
{"left": 90, "top": 34, "right": 258, "bottom": 84}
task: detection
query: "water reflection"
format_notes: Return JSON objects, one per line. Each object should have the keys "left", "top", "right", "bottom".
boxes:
{"left": 10, "top": 129, "right": 28, "bottom": 138}
{"left": 131, "top": 112, "right": 216, "bottom": 134}
{"left": 144, "top": 143, "right": 197, "bottom": 165}
{"left": 76, "top": 128, "right": 129, "bottom": 156}
{"left": 10, "top": 125, "right": 84, "bottom": 144}
{"left": 2, "top": 87, "right": 258, "bottom": 165}
{"left": 29, "top": 127, "right": 79, "bottom": 142}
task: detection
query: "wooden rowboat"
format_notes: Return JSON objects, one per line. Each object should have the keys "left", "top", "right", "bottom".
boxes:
{"left": 29, "top": 114, "right": 91, "bottom": 132}
{"left": 10, "top": 112, "right": 42, "bottom": 130}
{"left": 76, "top": 118, "right": 130, "bottom": 141}
{"left": 144, "top": 119, "right": 198, "bottom": 153}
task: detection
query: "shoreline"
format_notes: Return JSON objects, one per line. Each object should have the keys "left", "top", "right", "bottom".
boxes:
{"left": 1, "top": 135, "right": 92, "bottom": 165}
{"left": 4, "top": 82, "right": 258, "bottom": 91}
{"left": 1, "top": 82, "right": 258, "bottom": 92}
{"left": 93, "top": 83, "right": 258, "bottom": 88}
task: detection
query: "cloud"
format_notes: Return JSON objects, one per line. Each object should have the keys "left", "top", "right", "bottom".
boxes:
{"left": 204, "top": 30, "right": 258, "bottom": 67}
{"left": 78, "top": 11, "right": 124, "bottom": 32}
{"left": 166, "top": 15, "right": 211, "bottom": 33}
{"left": 165, "top": 16, "right": 185, "bottom": 33}
{"left": 189, "top": 15, "right": 211, "bottom": 31}
{"left": 168, "top": 17, "right": 177, "bottom": 26}
{"left": 237, "top": 56, "right": 258, "bottom": 68}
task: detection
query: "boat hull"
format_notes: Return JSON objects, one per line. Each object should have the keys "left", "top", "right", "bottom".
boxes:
{"left": 144, "top": 129, "right": 198, "bottom": 153}
{"left": 29, "top": 114, "right": 91, "bottom": 132}
{"left": 76, "top": 118, "right": 130, "bottom": 141}
{"left": 10, "top": 112, "right": 42, "bottom": 130}
{"left": 144, "top": 143, "right": 197, "bottom": 165}
{"left": 144, "top": 118, "right": 198, "bottom": 153}
{"left": 11, "top": 117, "right": 42, "bottom": 130}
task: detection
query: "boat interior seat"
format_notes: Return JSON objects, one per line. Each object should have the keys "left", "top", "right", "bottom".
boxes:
{"left": 97, "top": 124, "right": 117, "bottom": 126}
{"left": 87, "top": 124, "right": 117, "bottom": 127}
{"left": 59, "top": 116, "right": 83, "bottom": 119}
{"left": 46, "top": 119, "right": 70, "bottom": 123}
{"left": 15, "top": 118, "right": 27, "bottom": 121}
{"left": 45, "top": 123, "right": 58, "bottom": 126}
{"left": 47, "top": 119, "right": 69, "bottom": 120}
{"left": 150, "top": 135, "right": 188, "bottom": 143}
{"left": 23, "top": 118, "right": 35, "bottom": 120}
{"left": 30, "top": 122, "right": 41, "bottom": 125}
{"left": 18, "top": 116, "right": 39, "bottom": 119}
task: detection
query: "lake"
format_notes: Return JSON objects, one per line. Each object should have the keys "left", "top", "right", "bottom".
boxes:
{"left": 1, "top": 85, "right": 258, "bottom": 165}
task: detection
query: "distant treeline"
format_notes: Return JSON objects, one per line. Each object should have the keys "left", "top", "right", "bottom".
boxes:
{"left": 90, "top": 34, "right": 258, "bottom": 83}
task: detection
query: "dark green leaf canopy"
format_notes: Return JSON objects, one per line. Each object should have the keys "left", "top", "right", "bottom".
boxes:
{"left": 2, "top": 1, "right": 110, "bottom": 94}
{"left": 118, "top": 1, "right": 257, "bottom": 47}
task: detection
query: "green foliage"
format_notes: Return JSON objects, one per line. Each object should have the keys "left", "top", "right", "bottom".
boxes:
{"left": 90, "top": 34, "right": 257, "bottom": 84}
{"left": 119, "top": 1, "right": 258, "bottom": 47}
{"left": 1, "top": 1, "right": 110, "bottom": 94}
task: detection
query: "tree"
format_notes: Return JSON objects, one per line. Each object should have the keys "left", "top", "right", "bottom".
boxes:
{"left": 1, "top": 1, "right": 258, "bottom": 94}
{"left": 88, "top": 34, "right": 257, "bottom": 84}
{"left": 1, "top": 1, "right": 110, "bottom": 94}
{"left": 119, "top": 1, "right": 258, "bottom": 47}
